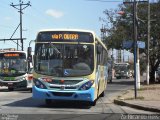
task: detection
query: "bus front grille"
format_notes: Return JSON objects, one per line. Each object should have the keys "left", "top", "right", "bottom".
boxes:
{"left": 51, "top": 92, "right": 74, "bottom": 97}
{"left": 49, "top": 86, "right": 77, "bottom": 90}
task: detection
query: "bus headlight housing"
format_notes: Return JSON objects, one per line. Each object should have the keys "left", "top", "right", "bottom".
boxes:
{"left": 79, "top": 80, "right": 94, "bottom": 90}
{"left": 33, "top": 79, "right": 47, "bottom": 89}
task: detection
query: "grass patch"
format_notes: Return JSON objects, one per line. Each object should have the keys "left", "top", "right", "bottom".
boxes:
{"left": 138, "top": 84, "right": 160, "bottom": 91}
{"left": 138, "top": 87, "right": 159, "bottom": 91}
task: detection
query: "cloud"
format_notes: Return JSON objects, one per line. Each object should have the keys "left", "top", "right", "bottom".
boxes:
{"left": 46, "top": 9, "right": 64, "bottom": 18}
{"left": 4, "top": 17, "right": 12, "bottom": 21}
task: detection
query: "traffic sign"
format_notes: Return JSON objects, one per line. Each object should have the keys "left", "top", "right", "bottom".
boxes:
{"left": 137, "top": 41, "right": 145, "bottom": 49}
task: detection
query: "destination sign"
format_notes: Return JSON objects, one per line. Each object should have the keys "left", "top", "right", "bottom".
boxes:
{"left": 37, "top": 31, "right": 94, "bottom": 43}
{"left": 52, "top": 34, "right": 79, "bottom": 40}
{"left": 0, "top": 52, "right": 26, "bottom": 58}
{"left": 4, "top": 53, "right": 19, "bottom": 57}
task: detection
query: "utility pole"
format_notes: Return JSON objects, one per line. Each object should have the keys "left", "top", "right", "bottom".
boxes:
{"left": 10, "top": 0, "right": 31, "bottom": 51}
{"left": 123, "top": 0, "right": 149, "bottom": 99}
{"left": 133, "top": 0, "right": 138, "bottom": 99}
{"left": 123, "top": 0, "right": 137, "bottom": 98}
{"left": 0, "top": 38, "right": 26, "bottom": 50}
{"left": 146, "top": 0, "right": 150, "bottom": 85}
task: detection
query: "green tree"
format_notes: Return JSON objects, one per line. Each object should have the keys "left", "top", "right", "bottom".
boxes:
{"left": 101, "top": 1, "right": 160, "bottom": 83}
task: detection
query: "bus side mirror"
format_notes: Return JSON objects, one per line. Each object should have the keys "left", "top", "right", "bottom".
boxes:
{"left": 27, "top": 47, "right": 32, "bottom": 62}
{"left": 33, "top": 55, "right": 35, "bottom": 62}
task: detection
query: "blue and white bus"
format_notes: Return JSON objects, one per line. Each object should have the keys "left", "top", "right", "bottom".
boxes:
{"left": 32, "top": 29, "right": 108, "bottom": 105}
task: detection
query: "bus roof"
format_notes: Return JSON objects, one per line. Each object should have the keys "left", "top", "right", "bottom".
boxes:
{"left": 38, "top": 28, "right": 95, "bottom": 34}
{"left": 37, "top": 28, "right": 107, "bottom": 51}
{"left": 0, "top": 50, "right": 26, "bottom": 54}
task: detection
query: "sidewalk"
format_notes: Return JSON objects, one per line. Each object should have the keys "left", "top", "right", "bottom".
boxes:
{"left": 114, "top": 84, "right": 160, "bottom": 113}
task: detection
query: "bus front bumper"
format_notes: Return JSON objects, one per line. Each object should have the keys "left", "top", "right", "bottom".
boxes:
{"left": 32, "top": 86, "right": 95, "bottom": 102}
{"left": 0, "top": 80, "right": 27, "bottom": 88}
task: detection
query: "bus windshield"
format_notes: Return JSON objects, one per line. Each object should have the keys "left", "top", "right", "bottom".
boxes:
{"left": 0, "top": 52, "right": 27, "bottom": 77}
{"left": 34, "top": 43, "right": 94, "bottom": 77}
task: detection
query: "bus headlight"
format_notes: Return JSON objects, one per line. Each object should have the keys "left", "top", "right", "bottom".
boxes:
{"left": 79, "top": 80, "right": 94, "bottom": 90}
{"left": 33, "top": 79, "right": 47, "bottom": 89}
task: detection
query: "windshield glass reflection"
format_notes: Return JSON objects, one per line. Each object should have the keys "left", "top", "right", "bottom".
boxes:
{"left": 34, "top": 43, "right": 94, "bottom": 77}
{"left": 0, "top": 58, "right": 27, "bottom": 77}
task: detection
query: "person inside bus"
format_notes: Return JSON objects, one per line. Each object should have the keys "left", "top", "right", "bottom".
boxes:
{"left": 10, "top": 61, "right": 19, "bottom": 71}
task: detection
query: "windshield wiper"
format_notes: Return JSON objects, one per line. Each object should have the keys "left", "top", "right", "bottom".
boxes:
{"left": 50, "top": 43, "right": 61, "bottom": 54}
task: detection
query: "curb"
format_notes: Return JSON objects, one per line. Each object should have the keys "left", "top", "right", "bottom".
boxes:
{"left": 114, "top": 99, "right": 160, "bottom": 113}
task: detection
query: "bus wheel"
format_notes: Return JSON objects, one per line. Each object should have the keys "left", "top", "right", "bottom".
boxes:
{"left": 100, "top": 91, "right": 105, "bottom": 97}
{"left": 8, "top": 87, "right": 14, "bottom": 91}
{"left": 45, "top": 99, "right": 52, "bottom": 105}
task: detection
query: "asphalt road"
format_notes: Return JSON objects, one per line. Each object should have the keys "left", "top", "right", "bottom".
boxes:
{"left": 0, "top": 78, "right": 157, "bottom": 120}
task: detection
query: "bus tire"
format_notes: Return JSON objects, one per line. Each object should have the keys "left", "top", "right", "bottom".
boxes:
{"left": 8, "top": 87, "right": 14, "bottom": 91}
{"left": 45, "top": 99, "right": 52, "bottom": 105}
{"left": 100, "top": 91, "right": 105, "bottom": 97}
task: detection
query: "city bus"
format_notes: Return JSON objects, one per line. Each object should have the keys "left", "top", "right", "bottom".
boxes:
{"left": 114, "top": 62, "right": 132, "bottom": 79}
{"left": 0, "top": 49, "right": 33, "bottom": 91}
{"left": 32, "top": 29, "right": 108, "bottom": 105}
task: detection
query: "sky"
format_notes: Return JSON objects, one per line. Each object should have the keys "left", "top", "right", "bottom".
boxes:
{"left": 0, "top": 0, "right": 123, "bottom": 51}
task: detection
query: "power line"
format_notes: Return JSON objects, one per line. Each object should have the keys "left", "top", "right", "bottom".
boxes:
{"left": 0, "top": 38, "right": 26, "bottom": 49}
{"left": 0, "top": 25, "right": 15, "bottom": 29}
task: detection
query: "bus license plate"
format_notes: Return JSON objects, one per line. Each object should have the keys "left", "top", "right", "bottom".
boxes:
{"left": 8, "top": 83, "right": 13, "bottom": 85}
{"left": 60, "top": 86, "right": 65, "bottom": 90}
